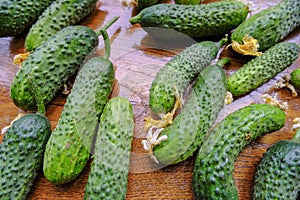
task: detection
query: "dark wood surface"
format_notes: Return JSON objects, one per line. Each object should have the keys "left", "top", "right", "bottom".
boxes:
{"left": 0, "top": 0, "right": 299, "bottom": 199}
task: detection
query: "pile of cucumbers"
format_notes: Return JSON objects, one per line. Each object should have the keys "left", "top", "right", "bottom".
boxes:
{"left": 0, "top": 0, "right": 299, "bottom": 199}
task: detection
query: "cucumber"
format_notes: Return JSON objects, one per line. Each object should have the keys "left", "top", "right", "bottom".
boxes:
{"left": 10, "top": 17, "right": 118, "bottom": 114}
{"left": 43, "top": 23, "right": 116, "bottom": 184}
{"left": 0, "top": 114, "right": 51, "bottom": 200}
{"left": 151, "top": 58, "right": 229, "bottom": 165}
{"left": 129, "top": 1, "right": 248, "bottom": 39}
{"left": 149, "top": 37, "right": 227, "bottom": 116}
{"left": 230, "top": 0, "right": 300, "bottom": 55}
{"left": 192, "top": 104, "right": 286, "bottom": 200}
{"left": 174, "top": 0, "right": 201, "bottom": 5}
{"left": 25, "top": 0, "right": 97, "bottom": 51}
{"left": 227, "top": 42, "right": 300, "bottom": 97}
{"left": 253, "top": 127, "right": 300, "bottom": 200}
{"left": 290, "top": 68, "right": 300, "bottom": 90}
{"left": 83, "top": 97, "right": 134, "bottom": 200}
{"left": 0, "top": 0, "right": 54, "bottom": 37}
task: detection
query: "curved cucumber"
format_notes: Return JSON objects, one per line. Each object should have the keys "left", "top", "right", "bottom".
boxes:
{"left": 25, "top": 0, "right": 97, "bottom": 51}
{"left": 43, "top": 56, "right": 115, "bottom": 184}
{"left": 174, "top": 0, "right": 201, "bottom": 5}
{"left": 228, "top": 42, "right": 300, "bottom": 97}
{"left": 253, "top": 128, "right": 300, "bottom": 200}
{"left": 0, "top": 114, "right": 51, "bottom": 199}
{"left": 149, "top": 38, "right": 227, "bottom": 115}
{"left": 153, "top": 58, "right": 228, "bottom": 165}
{"left": 0, "top": 0, "right": 54, "bottom": 37}
{"left": 192, "top": 104, "right": 286, "bottom": 200}
{"left": 10, "top": 25, "right": 99, "bottom": 113}
{"left": 290, "top": 68, "right": 300, "bottom": 90}
{"left": 231, "top": 0, "right": 300, "bottom": 54}
{"left": 130, "top": 1, "right": 248, "bottom": 39}
{"left": 83, "top": 97, "right": 134, "bottom": 200}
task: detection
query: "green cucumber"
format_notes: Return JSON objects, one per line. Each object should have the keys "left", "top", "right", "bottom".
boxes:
{"left": 230, "top": 0, "right": 300, "bottom": 55}
{"left": 0, "top": 0, "right": 54, "bottom": 37}
{"left": 10, "top": 17, "right": 118, "bottom": 113}
{"left": 149, "top": 37, "right": 227, "bottom": 116}
{"left": 83, "top": 97, "right": 134, "bottom": 200}
{"left": 0, "top": 114, "right": 51, "bottom": 199}
{"left": 253, "top": 128, "right": 300, "bottom": 199}
{"left": 192, "top": 104, "right": 286, "bottom": 200}
{"left": 152, "top": 58, "right": 229, "bottom": 165}
{"left": 25, "top": 0, "right": 97, "bottom": 51}
{"left": 121, "top": 0, "right": 160, "bottom": 10}
{"left": 43, "top": 23, "right": 116, "bottom": 184}
{"left": 227, "top": 42, "right": 300, "bottom": 97}
{"left": 290, "top": 68, "right": 300, "bottom": 90}
{"left": 129, "top": 1, "right": 248, "bottom": 39}
{"left": 174, "top": 0, "right": 201, "bottom": 5}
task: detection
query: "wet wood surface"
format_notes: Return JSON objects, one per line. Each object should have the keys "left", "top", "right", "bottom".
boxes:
{"left": 0, "top": 0, "right": 299, "bottom": 199}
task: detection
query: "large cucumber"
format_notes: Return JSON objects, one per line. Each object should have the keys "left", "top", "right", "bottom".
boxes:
{"left": 43, "top": 24, "right": 116, "bottom": 184}
{"left": 227, "top": 42, "right": 300, "bottom": 97}
{"left": 129, "top": 1, "right": 248, "bottom": 39}
{"left": 0, "top": 0, "right": 54, "bottom": 37}
{"left": 150, "top": 58, "right": 228, "bottom": 165}
{"left": 192, "top": 104, "right": 286, "bottom": 200}
{"left": 149, "top": 37, "right": 227, "bottom": 116}
{"left": 83, "top": 97, "right": 134, "bottom": 200}
{"left": 253, "top": 127, "right": 300, "bottom": 199}
{"left": 10, "top": 17, "right": 118, "bottom": 113}
{"left": 230, "top": 0, "right": 300, "bottom": 56}
{"left": 0, "top": 114, "right": 51, "bottom": 200}
{"left": 25, "top": 0, "right": 97, "bottom": 51}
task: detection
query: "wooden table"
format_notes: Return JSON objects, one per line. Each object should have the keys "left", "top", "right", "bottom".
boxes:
{"left": 0, "top": 0, "right": 299, "bottom": 199}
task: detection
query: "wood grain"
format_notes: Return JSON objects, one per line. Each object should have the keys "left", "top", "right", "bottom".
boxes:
{"left": 0, "top": 0, "right": 299, "bottom": 199}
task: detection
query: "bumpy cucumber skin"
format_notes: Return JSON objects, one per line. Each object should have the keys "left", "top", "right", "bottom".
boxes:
{"left": 25, "top": 0, "right": 97, "bottom": 51}
{"left": 228, "top": 42, "right": 300, "bottom": 97}
{"left": 43, "top": 57, "right": 115, "bottom": 184}
{"left": 290, "top": 68, "right": 300, "bottom": 90}
{"left": 192, "top": 104, "right": 286, "bottom": 200}
{"left": 153, "top": 61, "right": 227, "bottom": 165}
{"left": 253, "top": 140, "right": 300, "bottom": 200}
{"left": 231, "top": 0, "right": 300, "bottom": 51}
{"left": 84, "top": 97, "right": 134, "bottom": 200}
{"left": 149, "top": 41, "right": 219, "bottom": 115}
{"left": 174, "top": 0, "right": 201, "bottom": 5}
{"left": 0, "top": 0, "right": 54, "bottom": 37}
{"left": 0, "top": 114, "right": 51, "bottom": 200}
{"left": 10, "top": 25, "right": 98, "bottom": 112}
{"left": 130, "top": 1, "right": 248, "bottom": 39}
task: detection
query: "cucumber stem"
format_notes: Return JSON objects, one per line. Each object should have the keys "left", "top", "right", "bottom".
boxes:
{"left": 129, "top": 13, "right": 141, "bottom": 24}
{"left": 96, "top": 16, "right": 119, "bottom": 60}
{"left": 292, "top": 128, "right": 300, "bottom": 143}
{"left": 216, "top": 34, "right": 229, "bottom": 49}
{"left": 216, "top": 57, "right": 231, "bottom": 67}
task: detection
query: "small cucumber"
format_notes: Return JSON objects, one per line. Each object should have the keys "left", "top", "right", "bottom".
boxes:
{"left": 151, "top": 58, "right": 229, "bottom": 165}
{"left": 290, "top": 68, "right": 300, "bottom": 90}
{"left": 10, "top": 17, "right": 118, "bottom": 113}
{"left": 149, "top": 37, "right": 227, "bottom": 115}
{"left": 0, "top": 114, "right": 51, "bottom": 200}
{"left": 129, "top": 1, "right": 248, "bottom": 39}
{"left": 192, "top": 104, "right": 286, "bottom": 200}
{"left": 230, "top": 0, "right": 300, "bottom": 55}
{"left": 43, "top": 23, "right": 116, "bottom": 184}
{"left": 253, "top": 128, "right": 300, "bottom": 199}
{"left": 227, "top": 42, "right": 300, "bottom": 97}
{"left": 83, "top": 97, "right": 134, "bottom": 200}
{"left": 25, "top": 0, "right": 97, "bottom": 51}
{"left": 0, "top": 0, "right": 54, "bottom": 37}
